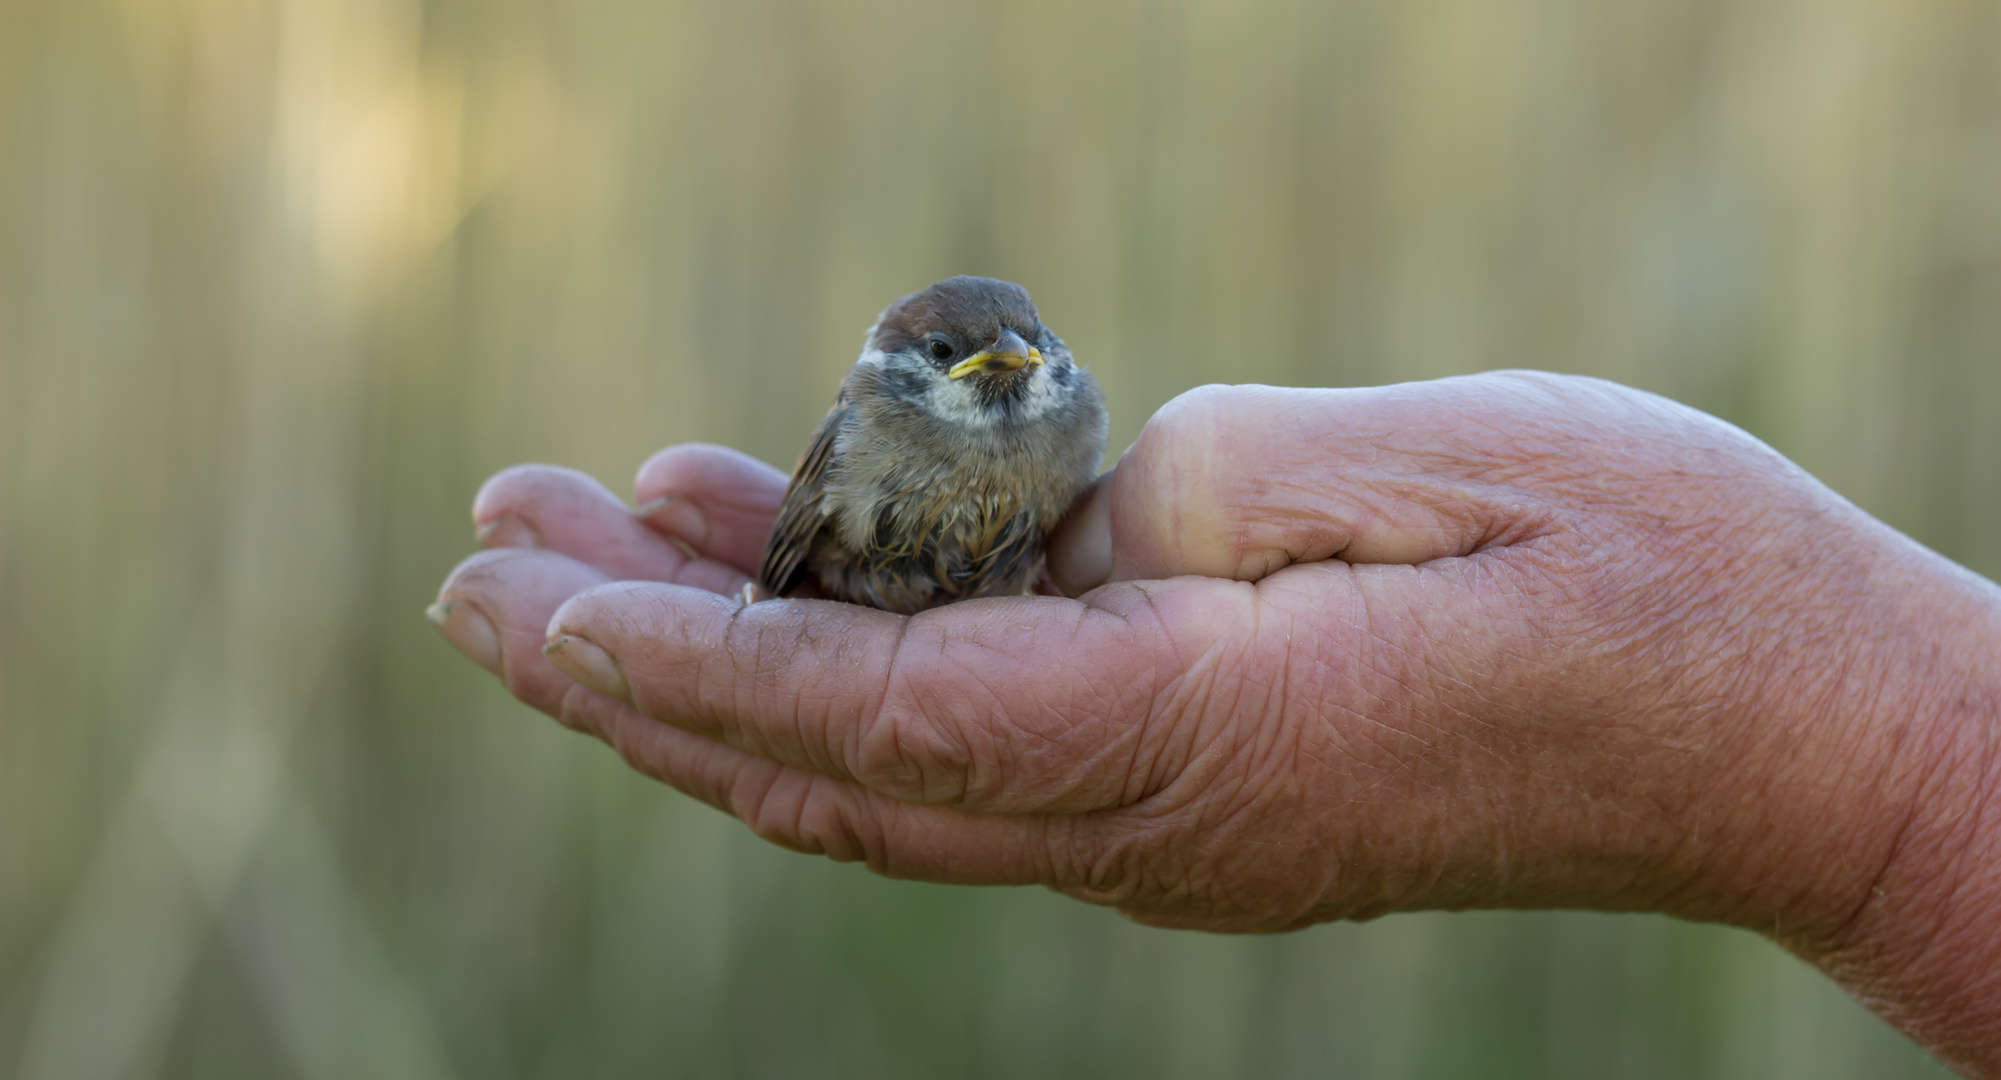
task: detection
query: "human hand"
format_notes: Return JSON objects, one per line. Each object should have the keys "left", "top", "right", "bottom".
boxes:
{"left": 431, "top": 373, "right": 2001, "bottom": 1072}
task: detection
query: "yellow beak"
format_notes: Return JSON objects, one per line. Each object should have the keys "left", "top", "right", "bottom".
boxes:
{"left": 947, "top": 328, "right": 1044, "bottom": 380}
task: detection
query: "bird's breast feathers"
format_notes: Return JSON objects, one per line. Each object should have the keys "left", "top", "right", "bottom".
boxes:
{"left": 822, "top": 419, "right": 1074, "bottom": 559}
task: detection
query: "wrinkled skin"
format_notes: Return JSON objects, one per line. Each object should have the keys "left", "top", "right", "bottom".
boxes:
{"left": 432, "top": 372, "right": 2001, "bottom": 1074}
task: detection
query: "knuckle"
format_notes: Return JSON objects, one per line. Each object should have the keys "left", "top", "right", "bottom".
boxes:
{"left": 1125, "top": 387, "right": 1247, "bottom": 577}
{"left": 471, "top": 463, "right": 563, "bottom": 513}
{"left": 474, "top": 463, "right": 617, "bottom": 522}
{"left": 1089, "top": 826, "right": 1212, "bottom": 920}
{"left": 1133, "top": 383, "right": 1236, "bottom": 464}
{"left": 441, "top": 545, "right": 538, "bottom": 589}
{"left": 796, "top": 793, "right": 888, "bottom": 868}
{"left": 1057, "top": 819, "right": 1153, "bottom": 905}
{"left": 740, "top": 775, "right": 885, "bottom": 867}
{"left": 471, "top": 462, "right": 549, "bottom": 503}
{"left": 864, "top": 667, "right": 977, "bottom": 805}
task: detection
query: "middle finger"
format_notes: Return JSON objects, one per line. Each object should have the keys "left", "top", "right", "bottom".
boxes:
{"left": 473, "top": 463, "right": 750, "bottom": 594}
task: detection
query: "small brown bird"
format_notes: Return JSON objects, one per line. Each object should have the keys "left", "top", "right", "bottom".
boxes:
{"left": 757, "top": 276, "right": 1109, "bottom": 614}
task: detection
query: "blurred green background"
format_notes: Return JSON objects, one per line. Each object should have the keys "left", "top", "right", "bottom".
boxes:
{"left": 2, "top": 0, "right": 1996, "bottom": 1076}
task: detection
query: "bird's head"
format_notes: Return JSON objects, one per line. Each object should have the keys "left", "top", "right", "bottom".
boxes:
{"left": 862, "top": 276, "right": 1080, "bottom": 424}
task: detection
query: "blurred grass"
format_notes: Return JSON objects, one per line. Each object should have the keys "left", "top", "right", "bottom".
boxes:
{"left": 1, "top": 0, "right": 1996, "bottom": 1076}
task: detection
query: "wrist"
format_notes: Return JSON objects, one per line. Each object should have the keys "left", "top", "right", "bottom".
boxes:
{"left": 1697, "top": 517, "right": 2001, "bottom": 1070}
{"left": 1811, "top": 555, "right": 2001, "bottom": 1071}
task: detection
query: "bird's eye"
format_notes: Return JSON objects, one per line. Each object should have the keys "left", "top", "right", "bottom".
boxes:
{"left": 927, "top": 338, "right": 954, "bottom": 361}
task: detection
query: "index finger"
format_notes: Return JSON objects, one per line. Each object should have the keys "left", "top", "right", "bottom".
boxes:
{"left": 540, "top": 580, "right": 1244, "bottom": 815}
{"left": 633, "top": 444, "right": 789, "bottom": 576}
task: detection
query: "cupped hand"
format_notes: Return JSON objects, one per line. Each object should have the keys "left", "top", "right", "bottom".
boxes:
{"left": 432, "top": 373, "right": 2001, "bottom": 1070}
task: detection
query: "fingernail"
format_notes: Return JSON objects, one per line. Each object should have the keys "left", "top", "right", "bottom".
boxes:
{"left": 635, "top": 494, "right": 710, "bottom": 548}
{"left": 476, "top": 514, "right": 542, "bottom": 548}
{"left": 543, "top": 635, "right": 631, "bottom": 701}
{"left": 426, "top": 600, "right": 503, "bottom": 675}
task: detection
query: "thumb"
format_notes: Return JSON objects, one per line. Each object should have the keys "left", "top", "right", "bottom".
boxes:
{"left": 1051, "top": 380, "right": 1562, "bottom": 591}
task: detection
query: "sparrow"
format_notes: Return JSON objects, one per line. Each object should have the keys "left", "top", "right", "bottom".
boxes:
{"left": 756, "top": 276, "right": 1109, "bottom": 614}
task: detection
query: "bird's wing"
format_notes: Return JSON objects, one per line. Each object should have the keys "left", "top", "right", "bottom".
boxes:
{"left": 757, "top": 395, "right": 849, "bottom": 597}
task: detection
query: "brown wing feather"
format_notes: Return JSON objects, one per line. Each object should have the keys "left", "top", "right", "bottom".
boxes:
{"left": 757, "top": 396, "right": 849, "bottom": 597}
